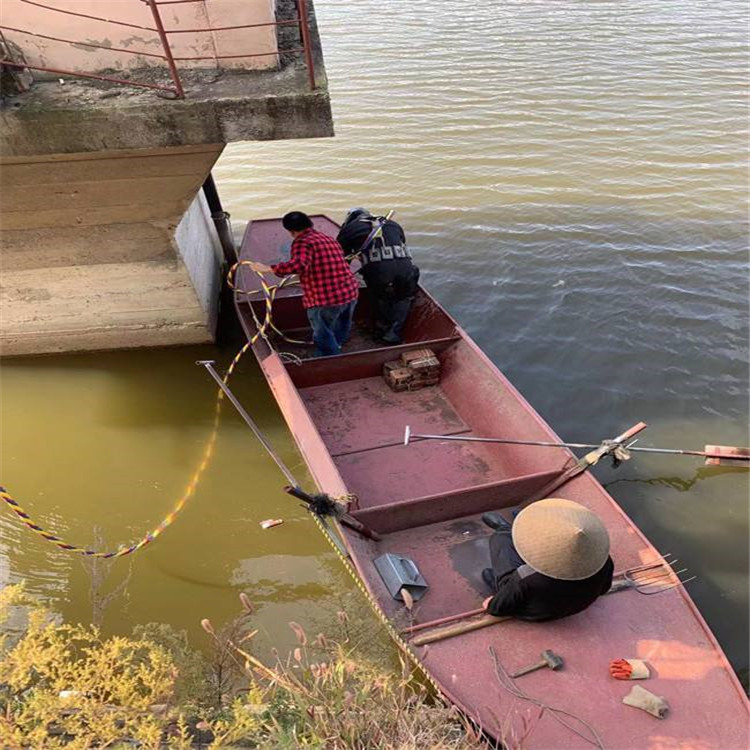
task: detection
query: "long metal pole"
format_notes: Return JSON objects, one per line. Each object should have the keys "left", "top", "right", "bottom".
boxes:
{"left": 405, "top": 427, "right": 599, "bottom": 450}
{"left": 145, "top": 0, "right": 185, "bottom": 98}
{"left": 198, "top": 360, "right": 297, "bottom": 485}
{"left": 197, "top": 360, "right": 382, "bottom": 542}
{"left": 404, "top": 427, "right": 747, "bottom": 461}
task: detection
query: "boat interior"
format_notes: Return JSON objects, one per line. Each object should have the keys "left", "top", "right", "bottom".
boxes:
{"left": 237, "top": 289, "right": 585, "bottom": 622}
{"left": 235, "top": 215, "right": 602, "bottom": 617}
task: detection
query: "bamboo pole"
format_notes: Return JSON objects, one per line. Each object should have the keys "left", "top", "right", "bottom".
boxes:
{"left": 411, "top": 615, "right": 511, "bottom": 646}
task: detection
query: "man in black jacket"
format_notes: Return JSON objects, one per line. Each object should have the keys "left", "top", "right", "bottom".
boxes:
{"left": 481, "top": 498, "right": 614, "bottom": 621}
{"left": 337, "top": 208, "right": 419, "bottom": 345}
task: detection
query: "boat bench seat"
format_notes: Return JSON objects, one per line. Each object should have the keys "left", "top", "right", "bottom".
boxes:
{"left": 351, "top": 469, "right": 562, "bottom": 535}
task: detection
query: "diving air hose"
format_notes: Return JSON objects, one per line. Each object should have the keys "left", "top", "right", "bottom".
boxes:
{"left": 0, "top": 266, "right": 299, "bottom": 558}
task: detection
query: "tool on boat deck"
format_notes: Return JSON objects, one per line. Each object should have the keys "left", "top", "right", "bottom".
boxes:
{"left": 610, "top": 658, "right": 650, "bottom": 680}
{"left": 607, "top": 554, "right": 695, "bottom": 595}
{"left": 404, "top": 425, "right": 750, "bottom": 467}
{"left": 374, "top": 552, "right": 429, "bottom": 602}
{"left": 511, "top": 649, "right": 564, "bottom": 678}
{"left": 197, "top": 361, "right": 381, "bottom": 543}
{"left": 404, "top": 557, "right": 694, "bottom": 646}
{"left": 410, "top": 613, "right": 511, "bottom": 646}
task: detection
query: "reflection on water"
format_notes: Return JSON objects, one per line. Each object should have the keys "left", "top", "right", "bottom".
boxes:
{"left": 605, "top": 465, "right": 750, "bottom": 493}
{"left": 1, "top": 0, "right": 748, "bottom": 680}
{"left": 0, "top": 346, "right": 356, "bottom": 656}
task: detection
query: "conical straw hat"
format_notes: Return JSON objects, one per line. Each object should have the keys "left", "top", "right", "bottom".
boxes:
{"left": 511, "top": 498, "right": 610, "bottom": 580}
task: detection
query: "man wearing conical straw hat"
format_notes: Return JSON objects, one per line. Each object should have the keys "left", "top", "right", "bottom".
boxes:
{"left": 481, "top": 498, "right": 614, "bottom": 621}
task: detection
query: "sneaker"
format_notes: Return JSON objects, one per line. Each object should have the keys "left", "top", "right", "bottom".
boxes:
{"left": 481, "top": 512, "right": 511, "bottom": 531}
{"left": 482, "top": 568, "right": 497, "bottom": 592}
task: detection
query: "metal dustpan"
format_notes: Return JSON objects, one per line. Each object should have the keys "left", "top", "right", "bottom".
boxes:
{"left": 374, "top": 553, "right": 428, "bottom": 602}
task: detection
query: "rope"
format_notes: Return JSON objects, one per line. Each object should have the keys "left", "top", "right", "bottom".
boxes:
{"left": 226, "top": 260, "right": 309, "bottom": 346}
{"left": 307, "top": 510, "right": 445, "bottom": 695}
{"left": 0, "top": 263, "right": 291, "bottom": 558}
{"left": 488, "top": 646, "right": 606, "bottom": 749}
{"left": 0, "top": 343, "right": 249, "bottom": 558}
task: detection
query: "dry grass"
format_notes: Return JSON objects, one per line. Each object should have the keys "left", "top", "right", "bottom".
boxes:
{"left": 0, "top": 586, "right": 486, "bottom": 749}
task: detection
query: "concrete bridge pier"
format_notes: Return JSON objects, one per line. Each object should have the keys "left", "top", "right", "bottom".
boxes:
{"left": 2, "top": 145, "right": 228, "bottom": 355}
{"left": 0, "top": 0, "right": 333, "bottom": 356}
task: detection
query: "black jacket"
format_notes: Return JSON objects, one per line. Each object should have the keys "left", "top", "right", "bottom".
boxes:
{"left": 337, "top": 216, "right": 406, "bottom": 256}
{"left": 486, "top": 558, "right": 614, "bottom": 621}
{"left": 337, "top": 216, "right": 417, "bottom": 295}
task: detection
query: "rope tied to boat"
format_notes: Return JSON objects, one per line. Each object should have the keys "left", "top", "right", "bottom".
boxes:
{"left": 599, "top": 440, "right": 633, "bottom": 467}
{"left": 304, "top": 492, "right": 354, "bottom": 518}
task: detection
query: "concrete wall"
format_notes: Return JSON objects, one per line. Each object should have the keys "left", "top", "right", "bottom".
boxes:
{"left": 1, "top": 0, "right": 278, "bottom": 72}
{"left": 0, "top": 0, "right": 333, "bottom": 356}
{"left": 0, "top": 145, "right": 225, "bottom": 356}
{"left": 174, "top": 189, "right": 224, "bottom": 336}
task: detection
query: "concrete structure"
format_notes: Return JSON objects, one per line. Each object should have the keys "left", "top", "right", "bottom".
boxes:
{"left": 0, "top": 0, "right": 332, "bottom": 356}
{"left": 1, "top": 0, "right": 279, "bottom": 74}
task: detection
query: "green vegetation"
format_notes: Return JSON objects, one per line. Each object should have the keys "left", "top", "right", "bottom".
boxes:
{"left": 0, "top": 585, "right": 482, "bottom": 749}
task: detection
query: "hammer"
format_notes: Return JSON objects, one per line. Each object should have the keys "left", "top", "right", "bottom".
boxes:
{"left": 511, "top": 649, "right": 564, "bottom": 678}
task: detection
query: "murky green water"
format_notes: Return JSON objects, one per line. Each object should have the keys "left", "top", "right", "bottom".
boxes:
{"left": 1, "top": 0, "right": 748, "bottom": 678}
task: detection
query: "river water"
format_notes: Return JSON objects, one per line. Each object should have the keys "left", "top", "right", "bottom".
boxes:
{"left": 1, "top": 0, "right": 748, "bottom": 681}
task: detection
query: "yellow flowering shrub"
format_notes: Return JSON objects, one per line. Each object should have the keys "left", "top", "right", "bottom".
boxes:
{"left": 0, "top": 585, "right": 175, "bottom": 749}
{"left": 0, "top": 586, "right": 481, "bottom": 749}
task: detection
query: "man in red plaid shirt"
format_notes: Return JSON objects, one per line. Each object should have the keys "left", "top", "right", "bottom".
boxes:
{"left": 251, "top": 211, "right": 359, "bottom": 357}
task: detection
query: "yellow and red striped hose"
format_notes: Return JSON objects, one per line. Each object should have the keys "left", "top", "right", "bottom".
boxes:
{"left": 0, "top": 264, "right": 292, "bottom": 558}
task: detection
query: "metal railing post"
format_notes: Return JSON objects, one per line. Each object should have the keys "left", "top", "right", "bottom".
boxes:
{"left": 144, "top": 0, "right": 185, "bottom": 98}
{"left": 296, "top": 0, "right": 316, "bottom": 91}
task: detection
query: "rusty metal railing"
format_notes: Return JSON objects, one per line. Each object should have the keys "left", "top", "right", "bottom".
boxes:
{"left": 0, "top": 0, "right": 316, "bottom": 99}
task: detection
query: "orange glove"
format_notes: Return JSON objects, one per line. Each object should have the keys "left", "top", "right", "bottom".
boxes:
{"left": 610, "top": 658, "right": 650, "bottom": 680}
{"left": 610, "top": 659, "right": 633, "bottom": 680}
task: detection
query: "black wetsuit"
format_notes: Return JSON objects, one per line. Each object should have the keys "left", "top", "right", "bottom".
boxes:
{"left": 337, "top": 215, "right": 419, "bottom": 344}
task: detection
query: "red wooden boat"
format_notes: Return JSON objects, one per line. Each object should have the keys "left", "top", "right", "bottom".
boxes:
{"left": 234, "top": 215, "right": 749, "bottom": 749}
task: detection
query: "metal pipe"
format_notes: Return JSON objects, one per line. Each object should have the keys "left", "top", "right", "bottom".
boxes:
{"left": 165, "top": 20, "right": 301, "bottom": 33}
{"left": 296, "top": 0, "right": 316, "bottom": 90}
{"left": 405, "top": 427, "right": 599, "bottom": 451}
{"left": 198, "top": 360, "right": 297, "bottom": 485}
{"left": 404, "top": 428, "right": 747, "bottom": 461}
{"left": 0, "top": 59, "right": 178, "bottom": 94}
{"left": 198, "top": 360, "right": 382, "bottom": 543}
{"left": 202, "top": 173, "right": 237, "bottom": 265}
{"left": 145, "top": 0, "right": 185, "bottom": 99}
{"left": 174, "top": 49, "right": 303, "bottom": 61}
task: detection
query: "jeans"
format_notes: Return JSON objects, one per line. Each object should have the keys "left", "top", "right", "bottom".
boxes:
{"left": 306, "top": 299, "right": 356, "bottom": 357}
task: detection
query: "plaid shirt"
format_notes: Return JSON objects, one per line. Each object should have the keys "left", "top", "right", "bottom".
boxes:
{"left": 272, "top": 228, "right": 359, "bottom": 309}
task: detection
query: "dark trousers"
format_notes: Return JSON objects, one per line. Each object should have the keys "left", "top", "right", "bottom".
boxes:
{"left": 489, "top": 527, "right": 524, "bottom": 582}
{"left": 306, "top": 299, "right": 356, "bottom": 357}
{"left": 373, "top": 293, "right": 415, "bottom": 344}
{"left": 364, "top": 264, "right": 419, "bottom": 345}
